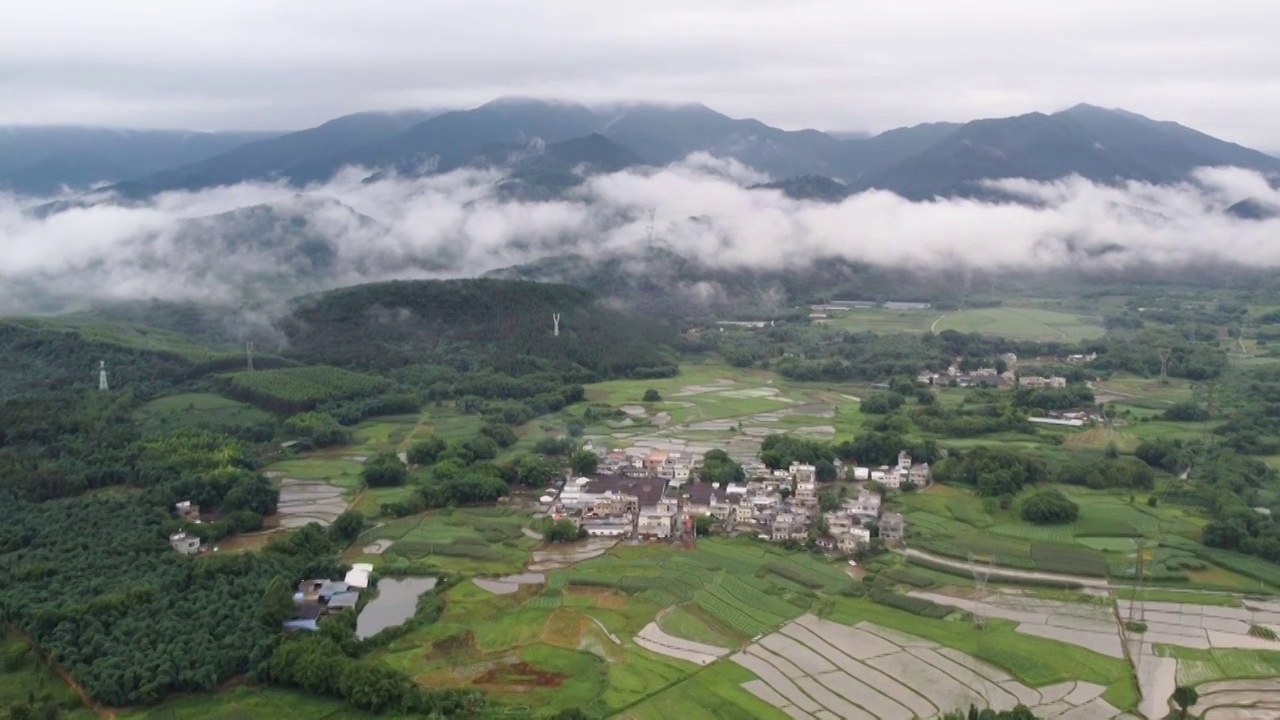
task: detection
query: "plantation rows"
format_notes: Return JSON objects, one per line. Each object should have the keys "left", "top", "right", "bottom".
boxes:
{"left": 223, "top": 365, "right": 391, "bottom": 412}
{"left": 694, "top": 589, "right": 778, "bottom": 637}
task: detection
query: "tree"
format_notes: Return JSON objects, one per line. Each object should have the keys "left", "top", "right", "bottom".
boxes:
{"left": 362, "top": 454, "right": 408, "bottom": 488}
{"left": 818, "top": 490, "right": 840, "bottom": 513}
{"left": 815, "top": 459, "right": 838, "bottom": 482}
{"left": 570, "top": 450, "right": 599, "bottom": 476}
{"left": 407, "top": 435, "right": 446, "bottom": 465}
{"left": 700, "top": 450, "right": 745, "bottom": 484}
{"left": 329, "top": 510, "right": 366, "bottom": 544}
{"left": 260, "top": 576, "right": 297, "bottom": 629}
{"left": 545, "top": 519, "right": 586, "bottom": 543}
{"left": 479, "top": 423, "right": 517, "bottom": 448}
{"left": 1172, "top": 685, "right": 1198, "bottom": 718}
{"left": 643, "top": 389, "right": 662, "bottom": 402}
{"left": 694, "top": 515, "right": 711, "bottom": 536}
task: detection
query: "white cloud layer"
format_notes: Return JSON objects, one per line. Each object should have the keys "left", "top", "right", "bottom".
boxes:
{"left": 1, "top": 158, "right": 1277, "bottom": 313}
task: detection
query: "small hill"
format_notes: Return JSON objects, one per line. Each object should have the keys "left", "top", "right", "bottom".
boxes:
{"left": 275, "top": 278, "right": 678, "bottom": 378}
{"left": 751, "top": 175, "right": 852, "bottom": 202}
{"left": 1227, "top": 198, "right": 1280, "bottom": 220}
{"left": 494, "top": 133, "right": 647, "bottom": 200}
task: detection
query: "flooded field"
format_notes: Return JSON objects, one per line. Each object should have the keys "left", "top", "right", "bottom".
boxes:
{"left": 356, "top": 576, "right": 438, "bottom": 639}
{"left": 276, "top": 478, "right": 347, "bottom": 527}
{"left": 473, "top": 573, "right": 546, "bottom": 595}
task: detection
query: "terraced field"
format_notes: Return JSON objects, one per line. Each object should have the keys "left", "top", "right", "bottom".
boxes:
{"left": 732, "top": 615, "right": 1132, "bottom": 720}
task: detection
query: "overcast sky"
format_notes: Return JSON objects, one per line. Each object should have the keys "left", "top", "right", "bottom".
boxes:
{"left": 4, "top": 0, "right": 1279, "bottom": 148}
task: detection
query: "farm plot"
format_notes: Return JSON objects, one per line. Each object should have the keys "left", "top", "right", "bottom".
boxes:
{"left": 1118, "top": 599, "right": 1280, "bottom": 651}
{"left": 731, "top": 615, "right": 1129, "bottom": 720}
{"left": 908, "top": 591, "right": 1124, "bottom": 658}
{"left": 1189, "top": 679, "right": 1280, "bottom": 720}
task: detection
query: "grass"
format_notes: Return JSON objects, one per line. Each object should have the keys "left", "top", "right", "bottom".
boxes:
{"left": 0, "top": 634, "right": 95, "bottom": 720}
{"left": 1112, "top": 588, "right": 1244, "bottom": 607}
{"left": 118, "top": 685, "right": 414, "bottom": 720}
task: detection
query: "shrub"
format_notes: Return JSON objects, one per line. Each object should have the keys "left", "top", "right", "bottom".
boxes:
{"left": 642, "top": 389, "right": 662, "bottom": 402}
{"left": 1249, "top": 624, "right": 1277, "bottom": 640}
{"left": 1125, "top": 620, "right": 1148, "bottom": 633}
{"left": 1020, "top": 489, "right": 1080, "bottom": 525}
{"left": 869, "top": 589, "right": 954, "bottom": 619}
{"left": 884, "top": 567, "right": 937, "bottom": 589}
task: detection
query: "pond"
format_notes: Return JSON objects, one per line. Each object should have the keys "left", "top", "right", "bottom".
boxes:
{"left": 355, "top": 576, "right": 438, "bottom": 639}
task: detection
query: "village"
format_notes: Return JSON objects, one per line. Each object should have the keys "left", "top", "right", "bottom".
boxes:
{"left": 536, "top": 444, "right": 918, "bottom": 555}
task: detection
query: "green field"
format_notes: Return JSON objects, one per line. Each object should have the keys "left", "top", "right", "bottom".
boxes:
{"left": 134, "top": 392, "right": 275, "bottom": 434}
{"left": 934, "top": 307, "right": 1106, "bottom": 342}
{"left": 348, "top": 507, "right": 537, "bottom": 574}
{"left": 895, "top": 482, "right": 1268, "bottom": 587}
{"left": 822, "top": 305, "right": 1104, "bottom": 341}
{"left": 1158, "top": 645, "right": 1280, "bottom": 686}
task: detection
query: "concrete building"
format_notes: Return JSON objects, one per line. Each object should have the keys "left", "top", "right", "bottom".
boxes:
{"left": 880, "top": 512, "right": 906, "bottom": 542}
{"left": 174, "top": 500, "right": 200, "bottom": 522}
{"left": 169, "top": 531, "right": 200, "bottom": 554}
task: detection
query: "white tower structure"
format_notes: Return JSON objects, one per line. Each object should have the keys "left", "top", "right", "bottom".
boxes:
{"left": 97, "top": 360, "right": 109, "bottom": 391}
{"left": 553, "top": 313, "right": 561, "bottom": 337}
{"left": 246, "top": 341, "right": 255, "bottom": 371}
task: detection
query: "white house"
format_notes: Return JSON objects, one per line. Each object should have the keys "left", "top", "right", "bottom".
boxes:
{"left": 169, "top": 532, "right": 200, "bottom": 554}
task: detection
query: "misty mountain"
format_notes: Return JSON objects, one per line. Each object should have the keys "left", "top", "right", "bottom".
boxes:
{"left": 109, "top": 110, "right": 439, "bottom": 198}
{"left": 853, "top": 104, "right": 1280, "bottom": 199}
{"left": 834, "top": 121, "right": 964, "bottom": 183}
{"left": 492, "top": 133, "right": 647, "bottom": 200}
{"left": 599, "top": 102, "right": 843, "bottom": 179}
{"left": 0, "top": 126, "right": 278, "bottom": 195}
{"left": 283, "top": 99, "right": 603, "bottom": 184}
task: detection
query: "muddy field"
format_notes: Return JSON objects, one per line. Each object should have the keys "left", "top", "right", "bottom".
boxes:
{"left": 732, "top": 615, "right": 1131, "bottom": 720}
{"left": 275, "top": 478, "right": 346, "bottom": 527}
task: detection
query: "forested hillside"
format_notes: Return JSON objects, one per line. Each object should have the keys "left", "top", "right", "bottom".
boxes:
{"left": 278, "top": 278, "right": 678, "bottom": 378}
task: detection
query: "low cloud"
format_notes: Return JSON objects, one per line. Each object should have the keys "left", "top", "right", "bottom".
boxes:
{"left": 1, "top": 156, "right": 1278, "bottom": 314}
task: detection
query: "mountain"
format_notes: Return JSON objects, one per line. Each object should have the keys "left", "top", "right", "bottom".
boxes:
{"left": 283, "top": 99, "right": 601, "bottom": 183}
{"left": 0, "top": 126, "right": 277, "bottom": 195}
{"left": 109, "top": 110, "right": 438, "bottom": 197}
{"left": 600, "top": 103, "right": 843, "bottom": 179}
{"left": 853, "top": 105, "right": 1280, "bottom": 199}
{"left": 833, "top": 121, "right": 963, "bottom": 183}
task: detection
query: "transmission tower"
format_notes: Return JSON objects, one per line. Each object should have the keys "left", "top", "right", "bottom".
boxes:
{"left": 969, "top": 552, "right": 994, "bottom": 629}
{"left": 1125, "top": 540, "right": 1156, "bottom": 630}
{"left": 246, "top": 341, "right": 255, "bottom": 371}
{"left": 97, "top": 360, "right": 109, "bottom": 391}
{"left": 1157, "top": 348, "right": 1172, "bottom": 385}
{"left": 552, "top": 313, "right": 561, "bottom": 338}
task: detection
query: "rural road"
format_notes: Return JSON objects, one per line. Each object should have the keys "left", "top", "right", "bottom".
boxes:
{"left": 929, "top": 314, "right": 951, "bottom": 334}
{"left": 902, "top": 548, "right": 1112, "bottom": 588}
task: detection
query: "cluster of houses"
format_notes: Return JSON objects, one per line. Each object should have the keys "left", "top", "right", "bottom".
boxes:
{"left": 169, "top": 501, "right": 205, "bottom": 554}
{"left": 284, "top": 563, "right": 373, "bottom": 631}
{"left": 916, "top": 353, "right": 1071, "bottom": 390}
{"left": 540, "top": 451, "right": 922, "bottom": 555}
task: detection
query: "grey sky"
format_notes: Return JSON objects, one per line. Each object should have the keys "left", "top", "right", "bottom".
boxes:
{"left": 4, "top": 0, "right": 1279, "bottom": 148}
